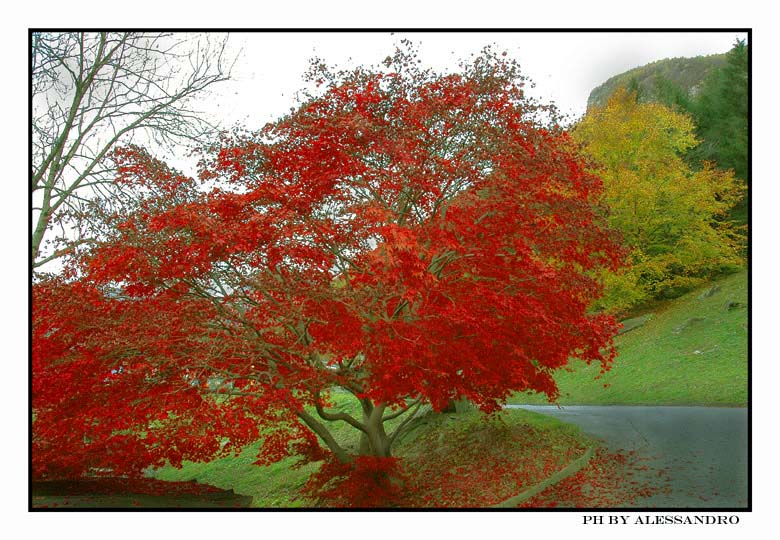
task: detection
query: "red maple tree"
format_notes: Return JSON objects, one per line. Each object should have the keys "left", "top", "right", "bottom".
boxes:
{"left": 32, "top": 47, "right": 624, "bottom": 498}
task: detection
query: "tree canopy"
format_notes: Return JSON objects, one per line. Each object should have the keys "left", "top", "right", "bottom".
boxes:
{"left": 572, "top": 87, "right": 743, "bottom": 312}
{"left": 33, "top": 47, "right": 625, "bottom": 499}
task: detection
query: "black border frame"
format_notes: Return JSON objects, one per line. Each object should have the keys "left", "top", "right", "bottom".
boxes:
{"left": 28, "top": 27, "right": 752, "bottom": 513}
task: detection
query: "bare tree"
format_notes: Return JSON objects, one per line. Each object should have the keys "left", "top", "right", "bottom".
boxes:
{"left": 31, "top": 31, "right": 235, "bottom": 271}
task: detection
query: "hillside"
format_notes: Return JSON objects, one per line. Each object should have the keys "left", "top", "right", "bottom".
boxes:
{"left": 508, "top": 270, "right": 748, "bottom": 406}
{"left": 587, "top": 53, "right": 727, "bottom": 110}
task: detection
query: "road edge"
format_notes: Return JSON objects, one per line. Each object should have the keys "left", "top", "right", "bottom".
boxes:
{"left": 490, "top": 446, "right": 595, "bottom": 508}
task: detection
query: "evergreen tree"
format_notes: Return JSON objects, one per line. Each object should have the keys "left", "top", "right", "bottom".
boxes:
{"left": 652, "top": 39, "right": 748, "bottom": 225}
{"left": 692, "top": 39, "right": 748, "bottom": 182}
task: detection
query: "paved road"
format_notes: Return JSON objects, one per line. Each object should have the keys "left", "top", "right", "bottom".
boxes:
{"left": 506, "top": 405, "right": 748, "bottom": 508}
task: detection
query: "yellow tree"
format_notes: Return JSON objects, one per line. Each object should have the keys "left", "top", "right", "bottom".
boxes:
{"left": 572, "top": 87, "right": 744, "bottom": 313}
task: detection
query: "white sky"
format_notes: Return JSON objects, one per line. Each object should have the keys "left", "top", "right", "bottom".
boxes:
{"left": 154, "top": 30, "right": 747, "bottom": 177}
{"left": 207, "top": 31, "right": 746, "bottom": 129}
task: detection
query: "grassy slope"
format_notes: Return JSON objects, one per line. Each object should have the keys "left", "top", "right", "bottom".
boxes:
{"left": 150, "top": 403, "right": 591, "bottom": 507}
{"left": 151, "top": 392, "right": 368, "bottom": 507}
{"left": 509, "top": 270, "right": 748, "bottom": 406}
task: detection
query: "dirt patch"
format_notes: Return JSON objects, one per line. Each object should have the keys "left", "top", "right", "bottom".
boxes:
{"left": 31, "top": 478, "right": 252, "bottom": 508}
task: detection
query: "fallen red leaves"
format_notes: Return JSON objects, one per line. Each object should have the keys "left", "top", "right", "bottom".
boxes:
{"left": 305, "top": 421, "right": 670, "bottom": 508}
{"left": 299, "top": 411, "right": 675, "bottom": 509}
{"left": 518, "top": 448, "right": 673, "bottom": 508}
{"left": 301, "top": 455, "right": 409, "bottom": 508}
{"left": 310, "top": 417, "right": 597, "bottom": 508}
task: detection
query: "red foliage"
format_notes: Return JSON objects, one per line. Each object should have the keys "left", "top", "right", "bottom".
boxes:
{"left": 518, "top": 448, "right": 672, "bottom": 508}
{"left": 300, "top": 421, "right": 664, "bottom": 508}
{"left": 32, "top": 279, "right": 262, "bottom": 479}
{"left": 302, "top": 455, "right": 408, "bottom": 508}
{"left": 32, "top": 46, "right": 625, "bottom": 490}
{"left": 401, "top": 420, "right": 588, "bottom": 507}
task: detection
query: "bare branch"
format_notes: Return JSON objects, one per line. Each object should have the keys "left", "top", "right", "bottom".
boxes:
{"left": 31, "top": 31, "right": 235, "bottom": 270}
{"left": 312, "top": 390, "right": 368, "bottom": 433}
{"left": 382, "top": 398, "right": 421, "bottom": 422}
{"left": 387, "top": 400, "right": 424, "bottom": 447}
{"left": 296, "top": 410, "right": 353, "bottom": 464}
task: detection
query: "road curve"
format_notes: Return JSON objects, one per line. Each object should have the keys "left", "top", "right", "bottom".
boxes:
{"left": 505, "top": 405, "right": 748, "bottom": 508}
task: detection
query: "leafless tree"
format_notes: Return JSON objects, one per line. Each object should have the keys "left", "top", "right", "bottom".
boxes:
{"left": 31, "top": 32, "right": 235, "bottom": 271}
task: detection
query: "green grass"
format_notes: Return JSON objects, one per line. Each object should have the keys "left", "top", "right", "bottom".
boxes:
{"left": 508, "top": 270, "right": 748, "bottom": 406}
{"left": 150, "top": 392, "right": 365, "bottom": 507}
{"left": 150, "top": 402, "right": 592, "bottom": 507}
{"left": 150, "top": 442, "right": 315, "bottom": 507}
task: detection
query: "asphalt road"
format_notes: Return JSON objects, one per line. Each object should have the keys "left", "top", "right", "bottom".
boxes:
{"left": 506, "top": 405, "right": 749, "bottom": 508}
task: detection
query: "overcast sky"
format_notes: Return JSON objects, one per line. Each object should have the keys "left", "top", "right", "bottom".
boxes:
{"left": 202, "top": 31, "right": 746, "bottom": 131}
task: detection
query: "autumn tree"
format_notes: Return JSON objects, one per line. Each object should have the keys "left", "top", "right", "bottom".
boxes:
{"left": 32, "top": 31, "right": 233, "bottom": 271}
{"left": 33, "top": 48, "right": 624, "bottom": 502}
{"left": 572, "top": 87, "right": 744, "bottom": 312}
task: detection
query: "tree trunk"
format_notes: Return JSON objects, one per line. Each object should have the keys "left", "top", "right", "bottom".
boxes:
{"left": 359, "top": 422, "right": 391, "bottom": 457}
{"left": 358, "top": 432, "right": 371, "bottom": 455}
{"left": 441, "top": 397, "right": 473, "bottom": 413}
{"left": 357, "top": 417, "right": 404, "bottom": 495}
{"left": 356, "top": 402, "right": 393, "bottom": 457}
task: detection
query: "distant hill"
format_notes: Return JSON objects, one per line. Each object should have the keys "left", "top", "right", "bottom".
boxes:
{"left": 587, "top": 53, "right": 727, "bottom": 110}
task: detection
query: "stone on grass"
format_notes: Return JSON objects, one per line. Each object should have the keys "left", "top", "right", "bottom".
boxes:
{"left": 725, "top": 299, "right": 745, "bottom": 311}
{"left": 673, "top": 317, "right": 707, "bottom": 334}
{"left": 617, "top": 314, "right": 653, "bottom": 335}
{"left": 698, "top": 285, "right": 721, "bottom": 300}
